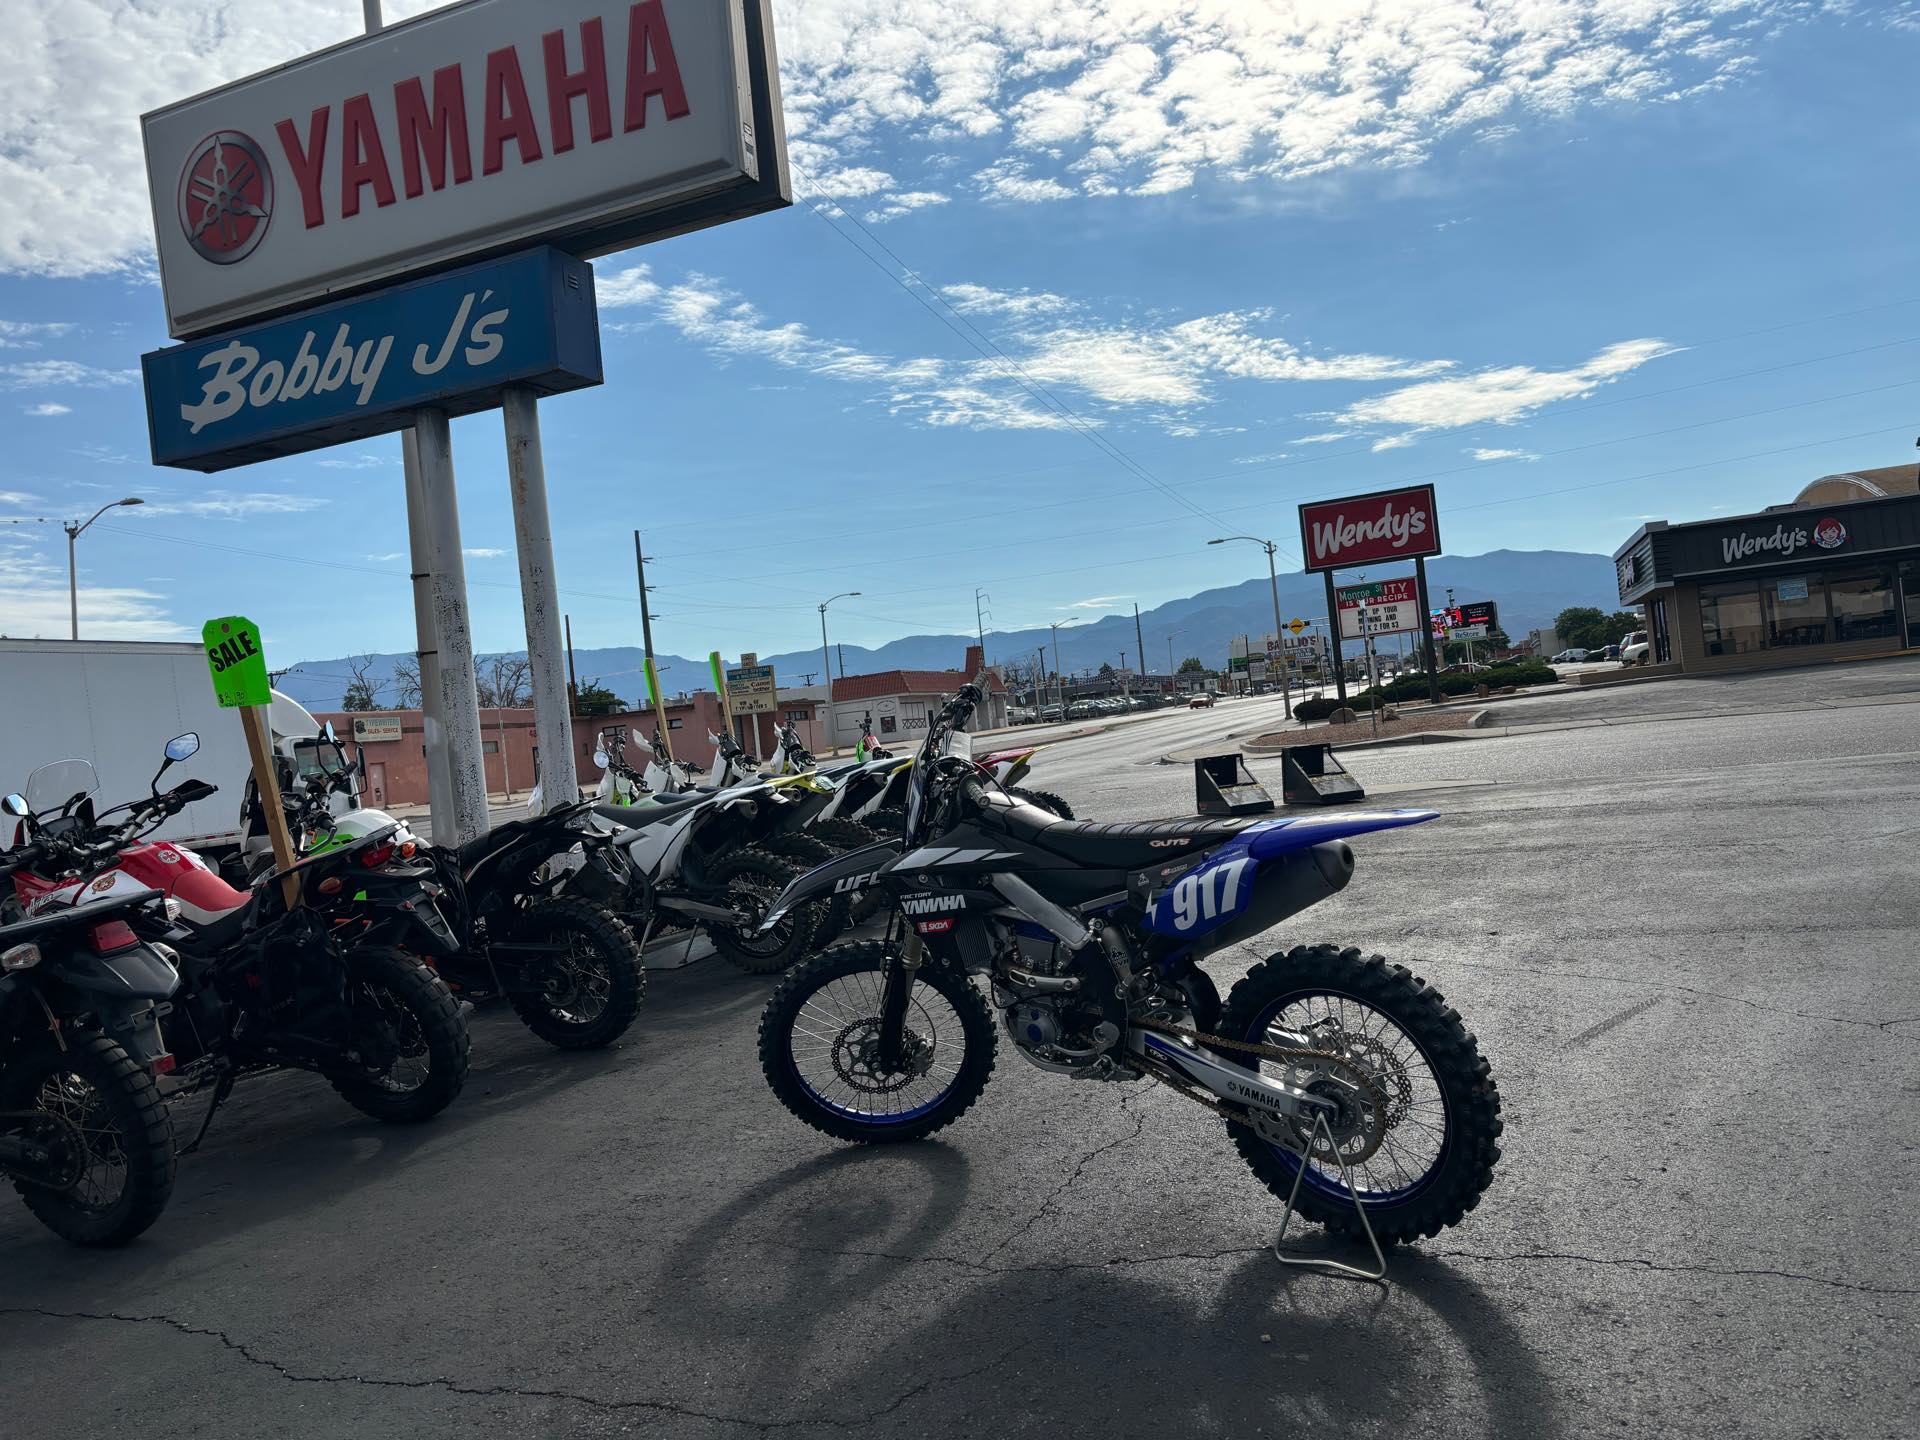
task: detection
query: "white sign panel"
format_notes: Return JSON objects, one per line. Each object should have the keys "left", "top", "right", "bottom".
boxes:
{"left": 1340, "top": 602, "right": 1419, "bottom": 641}
{"left": 144, "top": 0, "right": 788, "bottom": 338}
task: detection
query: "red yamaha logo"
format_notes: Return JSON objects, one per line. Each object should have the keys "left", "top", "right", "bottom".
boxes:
{"left": 178, "top": 131, "right": 274, "bottom": 264}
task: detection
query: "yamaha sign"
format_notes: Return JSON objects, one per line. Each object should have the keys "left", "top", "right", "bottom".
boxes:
{"left": 143, "top": 0, "right": 789, "bottom": 338}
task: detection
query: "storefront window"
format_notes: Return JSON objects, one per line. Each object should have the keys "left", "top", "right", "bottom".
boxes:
{"left": 1902, "top": 562, "right": 1920, "bottom": 649}
{"left": 1829, "top": 568, "right": 1899, "bottom": 641}
{"left": 1700, "top": 582, "right": 1764, "bottom": 656}
{"left": 1763, "top": 575, "right": 1829, "bottom": 648}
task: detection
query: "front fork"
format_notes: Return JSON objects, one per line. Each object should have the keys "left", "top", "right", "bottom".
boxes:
{"left": 876, "top": 926, "right": 926, "bottom": 1070}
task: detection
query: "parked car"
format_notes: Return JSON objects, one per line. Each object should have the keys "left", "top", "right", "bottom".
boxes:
{"left": 1620, "top": 631, "right": 1651, "bottom": 665}
{"left": 1596, "top": 643, "right": 1622, "bottom": 662}
{"left": 1443, "top": 661, "right": 1490, "bottom": 674}
{"left": 1189, "top": 693, "right": 1215, "bottom": 709}
{"left": 1550, "top": 648, "right": 1590, "bottom": 664}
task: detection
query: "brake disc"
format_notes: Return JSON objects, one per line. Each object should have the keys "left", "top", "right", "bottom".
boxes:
{"left": 0, "top": 1110, "right": 86, "bottom": 1191}
{"left": 831, "top": 1018, "right": 933, "bottom": 1094}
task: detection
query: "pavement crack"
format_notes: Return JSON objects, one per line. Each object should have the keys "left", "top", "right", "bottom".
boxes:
{"left": 1424, "top": 1250, "right": 1919, "bottom": 1296}
{"left": 0, "top": 1306, "right": 1019, "bottom": 1432}
{"left": 979, "top": 1100, "right": 1149, "bottom": 1262}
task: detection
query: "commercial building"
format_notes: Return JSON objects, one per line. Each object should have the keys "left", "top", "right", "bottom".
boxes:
{"left": 825, "top": 645, "right": 1007, "bottom": 748}
{"left": 1614, "top": 471, "right": 1920, "bottom": 674}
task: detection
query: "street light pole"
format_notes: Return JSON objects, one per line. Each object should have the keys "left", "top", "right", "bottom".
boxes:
{"left": 65, "top": 497, "right": 145, "bottom": 640}
{"left": 819, "top": 591, "right": 861, "bottom": 756}
{"left": 1209, "top": 535, "right": 1292, "bottom": 719}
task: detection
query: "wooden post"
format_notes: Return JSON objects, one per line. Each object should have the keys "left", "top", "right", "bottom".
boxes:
{"left": 239, "top": 705, "right": 300, "bottom": 908}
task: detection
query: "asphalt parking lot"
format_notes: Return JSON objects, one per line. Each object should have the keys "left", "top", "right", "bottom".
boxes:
{"left": 4, "top": 662, "right": 1916, "bottom": 1439}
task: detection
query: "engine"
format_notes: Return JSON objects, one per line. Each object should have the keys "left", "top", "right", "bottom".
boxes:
{"left": 995, "top": 935, "right": 1131, "bottom": 1079}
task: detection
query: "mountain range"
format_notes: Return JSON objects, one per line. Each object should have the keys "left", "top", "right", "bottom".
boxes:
{"left": 274, "top": 549, "right": 1620, "bottom": 711}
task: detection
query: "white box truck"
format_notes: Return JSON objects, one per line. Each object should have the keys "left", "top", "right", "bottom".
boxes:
{"left": 0, "top": 640, "right": 337, "bottom": 864}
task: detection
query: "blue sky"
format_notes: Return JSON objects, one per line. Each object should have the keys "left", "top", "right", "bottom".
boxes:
{"left": 4, "top": 0, "right": 1919, "bottom": 666}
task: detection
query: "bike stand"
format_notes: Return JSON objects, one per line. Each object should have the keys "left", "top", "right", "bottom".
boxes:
{"left": 1272, "top": 1113, "right": 1388, "bottom": 1283}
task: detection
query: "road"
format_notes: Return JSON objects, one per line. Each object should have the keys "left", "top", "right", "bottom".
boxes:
{"left": 4, "top": 662, "right": 1915, "bottom": 1438}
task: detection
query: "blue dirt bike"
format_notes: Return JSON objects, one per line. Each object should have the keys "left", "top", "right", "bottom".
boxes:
{"left": 756, "top": 681, "right": 1502, "bottom": 1246}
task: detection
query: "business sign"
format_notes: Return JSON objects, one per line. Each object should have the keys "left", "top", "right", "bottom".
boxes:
{"left": 1299, "top": 485, "right": 1442, "bottom": 573}
{"left": 203, "top": 616, "right": 270, "bottom": 708}
{"left": 352, "top": 717, "right": 405, "bottom": 743}
{"left": 143, "top": 0, "right": 790, "bottom": 338}
{"left": 1336, "top": 577, "right": 1420, "bottom": 640}
{"left": 143, "top": 248, "right": 602, "bottom": 471}
{"left": 1449, "top": 624, "right": 1489, "bottom": 641}
{"left": 727, "top": 663, "right": 776, "bottom": 715}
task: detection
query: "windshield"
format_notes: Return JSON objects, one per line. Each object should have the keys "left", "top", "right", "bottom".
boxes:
{"left": 292, "top": 739, "right": 347, "bottom": 781}
{"left": 25, "top": 759, "right": 99, "bottom": 817}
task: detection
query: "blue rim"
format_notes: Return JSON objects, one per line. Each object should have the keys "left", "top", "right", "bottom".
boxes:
{"left": 789, "top": 980, "right": 960, "bottom": 1126}
{"left": 1249, "top": 987, "right": 1450, "bottom": 1206}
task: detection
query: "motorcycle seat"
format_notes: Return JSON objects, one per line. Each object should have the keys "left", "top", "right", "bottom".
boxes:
{"left": 985, "top": 796, "right": 1261, "bottom": 869}
{"left": 595, "top": 792, "right": 708, "bottom": 829}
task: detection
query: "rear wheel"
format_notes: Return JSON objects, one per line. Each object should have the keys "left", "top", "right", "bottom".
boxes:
{"left": 759, "top": 941, "right": 996, "bottom": 1143}
{"left": 1218, "top": 945, "right": 1501, "bottom": 1244}
{"left": 2, "top": 1035, "right": 176, "bottom": 1248}
{"left": 1010, "top": 787, "right": 1074, "bottom": 819}
{"left": 707, "top": 848, "right": 816, "bottom": 975}
{"left": 506, "top": 899, "right": 646, "bottom": 1049}
{"left": 329, "top": 948, "right": 471, "bottom": 1123}
{"left": 809, "top": 817, "right": 880, "bottom": 851}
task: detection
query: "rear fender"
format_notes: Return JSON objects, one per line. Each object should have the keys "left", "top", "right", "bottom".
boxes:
{"left": 760, "top": 840, "right": 900, "bottom": 930}
{"left": 1245, "top": 809, "right": 1438, "bottom": 859}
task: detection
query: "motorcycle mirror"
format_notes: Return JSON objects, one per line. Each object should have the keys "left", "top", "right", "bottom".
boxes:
{"left": 594, "top": 751, "right": 610, "bottom": 770}
{"left": 2, "top": 793, "right": 27, "bottom": 818}
{"left": 320, "top": 721, "right": 338, "bottom": 745}
{"left": 164, "top": 732, "right": 201, "bottom": 763}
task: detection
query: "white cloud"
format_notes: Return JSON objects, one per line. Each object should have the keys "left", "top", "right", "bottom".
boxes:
{"left": 1372, "top": 434, "right": 1417, "bottom": 452}
{"left": 1331, "top": 339, "right": 1679, "bottom": 433}
{"left": 0, "top": 320, "right": 74, "bottom": 349}
{"left": 317, "top": 451, "right": 397, "bottom": 471}
{"left": 1068, "top": 595, "right": 1132, "bottom": 609}
{"left": 778, "top": 2, "right": 1808, "bottom": 209}
{"left": 0, "top": 360, "right": 135, "bottom": 390}
{"left": 23, "top": 402, "right": 71, "bottom": 417}
{"left": 0, "top": 490, "right": 40, "bottom": 507}
{"left": 142, "top": 493, "right": 329, "bottom": 520}
{"left": 604, "top": 265, "right": 1453, "bottom": 432}
{"left": 865, "top": 190, "right": 951, "bottom": 222}
{"left": 365, "top": 552, "right": 406, "bottom": 564}
{"left": 0, "top": 539, "right": 183, "bottom": 640}
{"left": 0, "top": 2, "right": 1844, "bottom": 278}
{"left": 464, "top": 548, "right": 506, "bottom": 560}
{"left": 943, "top": 284, "right": 1071, "bottom": 318}
{"left": 1470, "top": 446, "right": 1541, "bottom": 461}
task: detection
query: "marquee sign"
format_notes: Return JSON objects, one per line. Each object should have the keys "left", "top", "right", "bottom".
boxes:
{"left": 143, "top": 0, "right": 789, "bottom": 338}
{"left": 1299, "top": 485, "right": 1442, "bottom": 573}
{"left": 1336, "top": 577, "right": 1421, "bottom": 640}
{"left": 142, "top": 248, "right": 603, "bottom": 471}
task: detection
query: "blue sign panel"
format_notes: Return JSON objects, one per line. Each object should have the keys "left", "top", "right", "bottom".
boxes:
{"left": 143, "top": 247, "right": 603, "bottom": 472}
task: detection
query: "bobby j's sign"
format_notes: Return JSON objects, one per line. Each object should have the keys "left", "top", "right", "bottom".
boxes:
{"left": 143, "top": 248, "right": 602, "bottom": 471}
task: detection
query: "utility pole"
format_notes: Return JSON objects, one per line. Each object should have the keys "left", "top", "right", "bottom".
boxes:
{"left": 1208, "top": 535, "right": 1292, "bottom": 718}
{"left": 564, "top": 614, "right": 579, "bottom": 714}
{"left": 974, "top": 588, "right": 991, "bottom": 662}
{"left": 1049, "top": 620, "right": 1068, "bottom": 716}
{"left": 819, "top": 592, "right": 861, "bottom": 756}
{"left": 633, "top": 530, "right": 673, "bottom": 766}
{"left": 1134, "top": 602, "right": 1148, "bottom": 678}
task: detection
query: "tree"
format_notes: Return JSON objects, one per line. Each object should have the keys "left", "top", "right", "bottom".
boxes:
{"left": 341, "top": 655, "right": 382, "bottom": 712}
{"left": 1553, "top": 607, "right": 1607, "bottom": 649}
{"left": 573, "top": 679, "right": 624, "bottom": 716}
{"left": 1177, "top": 656, "right": 1208, "bottom": 675}
{"left": 391, "top": 658, "right": 422, "bottom": 710}
{"left": 478, "top": 654, "right": 531, "bottom": 709}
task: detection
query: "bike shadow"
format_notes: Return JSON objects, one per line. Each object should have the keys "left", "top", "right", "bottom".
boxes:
{"left": 653, "top": 1143, "right": 1559, "bottom": 1439}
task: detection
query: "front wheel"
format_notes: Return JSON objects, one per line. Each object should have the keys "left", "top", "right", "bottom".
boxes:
{"left": 759, "top": 941, "right": 996, "bottom": 1143}
{"left": 329, "top": 948, "right": 471, "bottom": 1123}
{"left": 506, "top": 899, "right": 646, "bottom": 1050}
{"left": 1218, "top": 945, "right": 1502, "bottom": 1245}
{"left": 2, "top": 1035, "right": 176, "bottom": 1247}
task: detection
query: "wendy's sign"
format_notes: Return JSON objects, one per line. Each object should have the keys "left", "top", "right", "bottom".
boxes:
{"left": 1298, "top": 485, "right": 1443, "bottom": 574}
{"left": 142, "top": 0, "right": 788, "bottom": 338}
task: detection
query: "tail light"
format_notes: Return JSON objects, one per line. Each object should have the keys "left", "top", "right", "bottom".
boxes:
{"left": 90, "top": 921, "right": 138, "bottom": 954}
{"left": 152, "top": 1054, "right": 177, "bottom": 1076}
{"left": 359, "top": 842, "right": 395, "bottom": 869}
{"left": 318, "top": 876, "right": 344, "bottom": 897}
{"left": 397, "top": 840, "right": 418, "bottom": 861}
{"left": 2, "top": 943, "right": 42, "bottom": 972}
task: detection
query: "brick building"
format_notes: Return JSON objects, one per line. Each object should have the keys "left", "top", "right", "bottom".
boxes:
{"left": 824, "top": 645, "right": 1007, "bottom": 749}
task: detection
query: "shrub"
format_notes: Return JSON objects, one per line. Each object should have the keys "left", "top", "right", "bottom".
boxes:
{"left": 1294, "top": 697, "right": 1341, "bottom": 723}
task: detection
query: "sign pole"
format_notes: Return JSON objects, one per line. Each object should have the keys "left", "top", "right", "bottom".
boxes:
{"left": 240, "top": 705, "right": 301, "bottom": 909}
{"left": 503, "top": 387, "right": 577, "bottom": 814}
{"left": 1414, "top": 556, "right": 1442, "bottom": 705}
{"left": 1324, "top": 571, "right": 1349, "bottom": 709}
{"left": 403, "top": 434, "right": 454, "bottom": 830}
{"left": 415, "top": 408, "right": 490, "bottom": 845}
{"left": 204, "top": 617, "right": 296, "bottom": 908}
